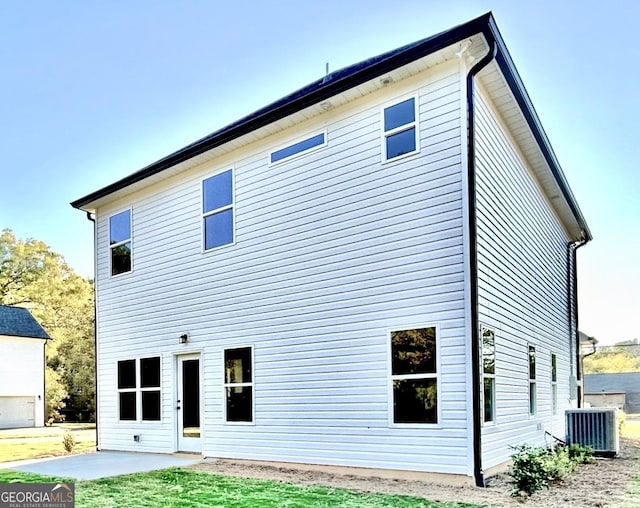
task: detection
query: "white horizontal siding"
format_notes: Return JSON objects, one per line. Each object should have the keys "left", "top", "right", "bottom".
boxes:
{"left": 474, "top": 85, "right": 573, "bottom": 469}
{"left": 95, "top": 61, "right": 471, "bottom": 474}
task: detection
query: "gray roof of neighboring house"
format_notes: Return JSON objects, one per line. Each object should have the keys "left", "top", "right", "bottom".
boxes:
{"left": 0, "top": 305, "right": 50, "bottom": 340}
{"left": 584, "top": 373, "right": 640, "bottom": 394}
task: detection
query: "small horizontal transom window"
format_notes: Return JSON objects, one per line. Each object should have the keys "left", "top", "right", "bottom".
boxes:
{"left": 270, "top": 133, "right": 325, "bottom": 164}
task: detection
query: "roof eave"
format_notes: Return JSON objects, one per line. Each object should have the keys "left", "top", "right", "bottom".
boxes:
{"left": 70, "top": 12, "right": 591, "bottom": 243}
{"left": 0, "top": 334, "right": 50, "bottom": 340}
{"left": 70, "top": 13, "right": 493, "bottom": 211}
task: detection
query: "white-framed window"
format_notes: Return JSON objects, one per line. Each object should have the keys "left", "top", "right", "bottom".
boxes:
{"left": 551, "top": 353, "right": 557, "bottom": 415}
{"left": 117, "top": 356, "right": 161, "bottom": 421}
{"left": 528, "top": 345, "right": 536, "bottom": 416}
{"left": 223, "top": 346, "right": 253, "bottom": 423}
{"left": 109, "top": 209, "right": 132, "bottom": 276}
{"left": 202, "top": 169, "right": 234, "bottom": 251}
{"left": 382, "top": 96, "right": 418, "bottom": 161}
{"left": 390, "top": 326, "right": 438, "bottom": 424}
{"left": 269, "top": 131, "right": 326, "bottom": 165}
{"left": 481, "top": 326, "right": 496, "bottom": 423}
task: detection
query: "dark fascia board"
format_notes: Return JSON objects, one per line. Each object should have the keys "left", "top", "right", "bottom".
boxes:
{"left": 70, "top": 12, "right": 591, "bottom": 241}
{"left": 70, "top": 13, "right": 493, "bottom": 210}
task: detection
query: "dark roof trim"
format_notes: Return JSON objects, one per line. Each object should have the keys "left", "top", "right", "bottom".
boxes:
{"left": 0, "top": 305, "right": 50, "bottom": 340}
{"left": 71, "top": 13, "right": 493, "bottom": 209}
{"left": 70, "top": 12, "right": 591, "bottom": 240}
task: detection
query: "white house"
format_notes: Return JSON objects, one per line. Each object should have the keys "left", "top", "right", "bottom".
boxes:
{"left": 0, "top": 305, "right": 49, "bottom": 428}
{"left": 71, "top": 13, "right": 591, "bottom": 485}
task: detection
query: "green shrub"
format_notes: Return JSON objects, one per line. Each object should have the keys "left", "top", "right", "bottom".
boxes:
{"left": 509, "top": 443, "right": 594, "bottom": 496}
{"left": 510, "top": 444, "right": 552, "bottom": 496}
{"left": 62, "top": 431, "right": 75, "bottom": 452}
{"left": 567, "top": 443, "right": 594, "bottom": 464}
{"left": 543, "top": 445, "right": 573, "bottom": 480}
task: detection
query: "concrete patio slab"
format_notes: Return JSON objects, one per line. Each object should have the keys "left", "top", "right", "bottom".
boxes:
{"left": 0, "top": 451, "right": 203, "bottom": 480}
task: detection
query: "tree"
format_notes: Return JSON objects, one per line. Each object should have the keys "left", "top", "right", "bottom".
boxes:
{"left": 45, "top": 366, "right": 67, "bottom": 424}
{"left": 583, "top": 341, "right": 640, "bottom": 374}
{"left": 0, "top": 229, "right": 95, "bottom": 422}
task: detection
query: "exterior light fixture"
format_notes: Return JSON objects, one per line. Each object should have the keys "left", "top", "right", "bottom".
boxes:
{"left": 179, "top": 333, "right": 189, "bottom": 344}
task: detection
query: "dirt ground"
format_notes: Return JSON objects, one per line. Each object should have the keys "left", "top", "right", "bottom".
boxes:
{"left": 190, "top": 437, "right": 639, "bottom": 507}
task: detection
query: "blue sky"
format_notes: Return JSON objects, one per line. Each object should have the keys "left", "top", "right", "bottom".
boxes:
{"left": 1, "top": 1, "right": 638, "bottom": 345}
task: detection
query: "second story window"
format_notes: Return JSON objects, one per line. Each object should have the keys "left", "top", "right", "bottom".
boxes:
{"left": 109, "top": 209, "right": 132, "bottom": 276}
{"left": 270, "top": 132, "right": 326, "bottom": 165}
{"left": 203, "top": 169, "right": 234, "bottom": 251}
{"left": 383, "top": 97, "right": 418, "bottom": 161}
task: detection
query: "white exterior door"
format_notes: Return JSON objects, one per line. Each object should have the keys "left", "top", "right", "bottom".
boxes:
{"left": 176, "top": 354, "right": 202, "bottom": 452}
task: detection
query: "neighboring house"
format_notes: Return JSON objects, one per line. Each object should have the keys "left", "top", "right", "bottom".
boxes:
{"left": 584, "top": 373, "right": 640, "bottom": 414}
{"left": 0, "top": 305, "right": 49, "bottom": 428}
{"left": 71, "top": 13, "right": 591, "bottom": 485}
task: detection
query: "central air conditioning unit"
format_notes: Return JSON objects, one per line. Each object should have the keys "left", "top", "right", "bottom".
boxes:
{"left": 566, "top": 408, "right": 619, "bottom": 456}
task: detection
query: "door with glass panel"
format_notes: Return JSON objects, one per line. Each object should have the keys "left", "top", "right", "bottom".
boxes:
{"left": 176, "top": 354, "right": 201, "bottom": 452}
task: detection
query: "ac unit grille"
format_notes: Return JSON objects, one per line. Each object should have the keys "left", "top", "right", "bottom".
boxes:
{"left": 566, "top": 408, "right": 619, "bottom": 455}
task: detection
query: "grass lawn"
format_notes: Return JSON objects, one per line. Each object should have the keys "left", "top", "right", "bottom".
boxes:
{"left": 0, "top": 469, "right": 484, "bottom": 508}
{"left": 0, "top": 423, "right": 95, "bottom": 439}
{"left": 0, "top": 424, "right": 96, "bottom": 463}
{"left": 0, "top": 439, "right": 95, "bottom": 463}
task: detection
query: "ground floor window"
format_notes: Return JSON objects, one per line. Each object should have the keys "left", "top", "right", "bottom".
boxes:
{"left": 117, "top": 356, "right": 161, "bottom": 421}
{"left": 551, "top": 353, "right": 557, "bottom": 414}
{"left": 529, "top": 345, "right": 536, "bottom": 416}
{"left": 390, "top": 327, "right": 438, "bottom": 424}
{"left": 481, "top": 326, "right": 496, "bottom": 423}
{"left": 224, "top": 347, "right": 253, "bottom": 423}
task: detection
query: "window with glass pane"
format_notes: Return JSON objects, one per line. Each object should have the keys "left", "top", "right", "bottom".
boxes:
{"left": 109, "top": 209, "right": 132, "bottom": 276}
{"left": 118, "top": 360, "right": 136, "bottom": 389}
{"left": 383, "top": 98, "right": 417, "bottom": 160}
{"left": 141, "top": 391, "right": 161, "bottom": 421}
{"left": 270, "top": 133, "right": 325, "bottom": 164}
{"left": 390, "top": 327, "right": 437, "bottom": 424}
{"left": 119, "top": 392, "right": 136, "bottom": 421}
{"left": 481, "top": 327, "right": 496, "bottom": 423}
{"left": 224, "top": 347, "right": 253, "bottom": 423}
{"left": 551, "top": 353, "right": 557, "bottom": 414}
{"left": 117, "top": 357, "right": 161, "bottom": 422}
{"left": 118, "top": 360, "right": 136, "bottom": 420}
{"left": 529, "top": 346, "right": 536, "bottom": 416}
{"left": 140, "top": 357, "right": 161, "bottom": 421}
{"left": 203, "top": 170, "right": 234, "bottom": 250}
